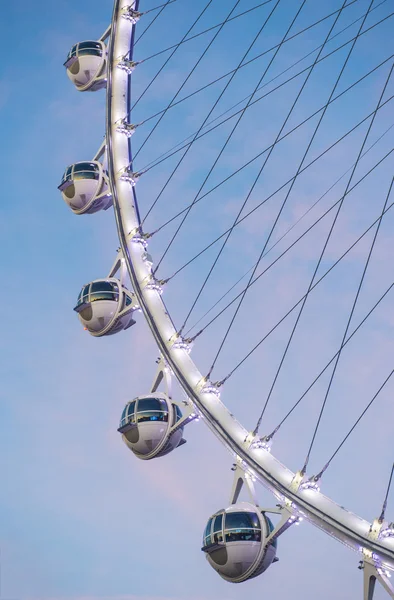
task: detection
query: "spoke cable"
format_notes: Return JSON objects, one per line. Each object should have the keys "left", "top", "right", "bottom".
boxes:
{"left": 131, "top": 0, "right": 214, "bottom": 111}
{"left": 312, "top": 369, "right": 394, "bottom": 480}
{"left": 178, "top": 0, "right": 349, "bottom": 335}
{"left": 150, "top": 50, "right": 394, "bottom": 237}
{"left": 255, "top": 66, "right": 394, "bottom": 438}
{"left": 183, "top": 122, "right": 394, "bottom": 337}
{"left": 152, "top": 0, "right": 293, "bottom": 274}
{"left": 140, "top": 0, "right": 275, "bottom": 63}
{"left": 137, "top": 2, "right": 390, "bottom": 177}
{"left": 203, "top": 147, "right": 394, "bottom": 383}
{"left": 300, "top": 65, "right": 394, "bottom": 474}
{"left": 205, "top": 0, "right": 377, "bottom": 379}
{"left": 134, "top": 0, "right": 176, "bottom": 46}
{"left": 134, "top": 0, "right": 245, "bottom": 160}
{"left": 264, "top": 281, "right": 394, "bottom": 442}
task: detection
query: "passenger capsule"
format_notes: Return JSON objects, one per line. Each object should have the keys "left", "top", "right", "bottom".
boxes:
{"left": 202, "top": 502, "right": 277, "bottom": 583}
{"left": 74, "top": 278, "right": 136, "bottom": 336}
{"left": 58, "top": 161, "right": 112, "bottom": 214}
{"left": 118, "top": 394, "right": 186, "bottom": 460}
{"left": 64, "top": 41, "right": 107, "bottom": 91}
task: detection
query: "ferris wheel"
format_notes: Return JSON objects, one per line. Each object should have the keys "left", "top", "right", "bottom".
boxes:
{"left": 60, "top": 0, "right": 394, "bottom": 595}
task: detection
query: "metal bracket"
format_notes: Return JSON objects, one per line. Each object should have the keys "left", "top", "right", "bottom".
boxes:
{"left": 121, "top": 6, "right": 142, "bottom": 23}
{"left": 229, "top": 459, "right": 298, "bottom": 546}
{"left": 360, "top": 557, "right": 394, "bottom": 599}
{"left": 117, "top": 58, "right": 140, "bottom": 74}
{"left": 120, "top": 168, "right": 140, "bottom": 185}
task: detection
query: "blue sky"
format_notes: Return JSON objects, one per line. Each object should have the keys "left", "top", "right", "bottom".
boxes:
{"left": 1, "top": 0, "right": 394, "bottom": 599}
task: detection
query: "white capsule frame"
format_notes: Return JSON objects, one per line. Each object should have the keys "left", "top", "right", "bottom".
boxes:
{"left": 64, "top": 40, "right": 107, "bottom": 92}
{"left": 58, "top": 161, "right": 112, "bottom": 215}
{"left": 74, "top": 276, "right": 136, "bottom": 337}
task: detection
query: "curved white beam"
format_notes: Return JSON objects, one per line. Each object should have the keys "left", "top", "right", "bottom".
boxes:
{"left": 106, "top": 0, "right": 394, "bottom": 571}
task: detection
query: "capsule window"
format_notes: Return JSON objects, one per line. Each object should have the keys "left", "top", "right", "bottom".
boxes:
{"left": 213, "top": 513, "right": 223, "bottom": 543}
{"left": 127, "top": 401, "right": 136, "bottom": 423}
{"left": 73, "top": 162, "right": 99, "bottom": 181}
{"left": 78, "top": 41, "right": 102, "bottom": 57}
{"left": 90, "top": 281, "right": 119, "bottom": 303}
{"left": 76, "top": 284, "right": 90, "bottom": 306}
{"left": 136, "top": 397, "right": 169, "bottom": 423}
{"left": 264, "top": 515, "right": 277, "bottom": 549}
{"left": 224, "top": 512, "right": 261, "bottom": 543}
{"left": 203, "top": 518, "right": 213, "bottom": 546}
{"left": 175, "top": 405, "right": 182, "bottom": 422}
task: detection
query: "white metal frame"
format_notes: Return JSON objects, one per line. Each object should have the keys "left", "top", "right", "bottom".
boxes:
{"left": 67, "top": 0, "right": 394, "bottom": 595}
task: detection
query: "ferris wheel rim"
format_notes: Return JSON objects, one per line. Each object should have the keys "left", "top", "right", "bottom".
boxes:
{"left": 106, "top": 0, "right": 394, "bottom": 571}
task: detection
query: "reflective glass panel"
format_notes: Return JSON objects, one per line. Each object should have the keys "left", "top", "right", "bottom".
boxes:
{"left": 77, "top": 284, "right": 90, "bottom": 306}
{"left": 213, "top": 513, "right": 223, "bottom": 543}
{"left": 265, "top": 515, "right": 277, "bottom": 548}
{"left": 224, "top": 529, "right": 261, "bottom": 542}
{"left": 224, "top": 511, "right": 261, "bottom": 543}
{"left": 78, "top": 41, "right": 102, "bottom": 57}
{"left": 90, "top": 281, "right": 119, "bottom": 303}
{"left": 73, "top": 162, "right": 99, "bottom": 181}
{"left": 136, "top": 397, "right": 168, "bottom": 423}
{"left": 120, "top": 405, "right": 128, "bottom": 426}
{"left": 67, "top": 44, "right": 78, "bottom": 59}
{"left": 225, "top": 511, "right": 260, "bottom": 530}
{"left": 127, "top": 401, "right": 136, "bottom": 422}
{"left": 203, "top": 518, "right": 213, "bottom": 546}
{"left": 175, "top": 405, "right": 182, "bottom": 421}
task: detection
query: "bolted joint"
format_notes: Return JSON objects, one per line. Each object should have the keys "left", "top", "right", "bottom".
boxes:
{"left": 120, "top": 169, "right": 141, "bottom": 186}
{"left": 117, "top": 58, "right": 140, "bottom": 74}
{"left": 116, "top": 118, "right": 138, "bottom": 138}
{"left": 121, "top": 6, "right": 142, "bottom": 23}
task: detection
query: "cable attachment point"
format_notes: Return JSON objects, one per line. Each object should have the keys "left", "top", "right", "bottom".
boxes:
{"left": 117, "top": 58, "right": 140, "bottom": 74}
{"left": 121, "top": 6, "right": 142, "bottom": 23}
{"left": 116, "top": 118, "right": 139, "bottom": 138}
{"left": 299, "top": 476, "right": 321, "bottom": 493}
{"left": 380, "top": 524, "right": 394, "bottom": 539}
{"left": 199, "top": 380, "right": 221, "bottom": 399}
{"left": 145, "top": 276, "right": 164, "bottom": 295}
{"left": 120, "top": 168, "right": 141, "bottom": 185}
{"left": 171, "top": 336, "right": 193, "bottom": 354}
{"left": 250, "top": 436, "right": 272, "bottom": 453}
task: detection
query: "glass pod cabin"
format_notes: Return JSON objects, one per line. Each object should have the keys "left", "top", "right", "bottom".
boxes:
{"left": 74, "top": 279, "right": 136, "bottom": 336}
{"left": 58, "top": 161, "right": 112, "bottom": 214}
{"left": 118, "top": 394, "right": 185, "bottom": 459}
{"left": 202, "top": 502, "right": 277, "bottom": 583}
{"left": 64, "top": 41, "right": 107, "bottom": 91}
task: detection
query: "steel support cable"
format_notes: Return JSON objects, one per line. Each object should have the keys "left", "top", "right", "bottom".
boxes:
{"left": 199, "top": 146, "right": 394, "bottom": 381}
{"left": 138, "top": 0, "right": 388, "bottom": 176}
{"left": 312, "top": 368, "right": 394, "bottom": 480}
{"left": 133, "top": 0, "right": 245, "bottom": 161}
{"left": 131, "top": 0, "right": 214, "bottom": 111}
{"left": 134, "top": 0, "right": 176, "bottom": 46}
{"left": 183, "top": 122, "right": 394, "bottom": 338}
{"left": 141, "top": 0, "right": 276, "bottom": 63}
{"left": 139, "top": 0, "right": 363, "bottom": 131}
{"left": 164, "top": 93, "right": 394, "bottom": 288}
{"left": 266, "top": 279, "right": 394, "bottom": 441}
{"left": 139, "top": 0, "right": 288, "bottom": 226}
{"left": 379, "top": 463, "right": 394, "bottom": 522}
{"left": 154, "top": 0, "right": 313, "bottom": 276}
{"left": 149, "top": 48, "right": 394, "bottom": 236}
{"left": 254, "top": 65, "right": 394, "bottom": 438}
{"left": 302, "top": 170, "right": 394, "bottom": 475}
{"left": 178, "top": 0, "right": 350, "bottom": 335}
{"left": 204, "top": 0, "right": 377, "bottom": 379}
